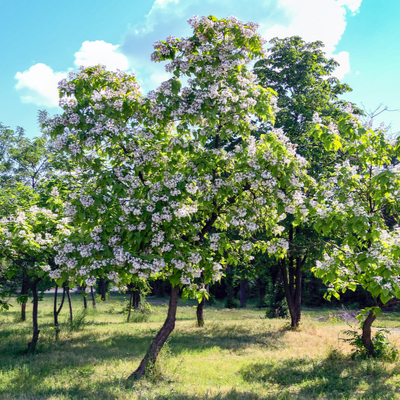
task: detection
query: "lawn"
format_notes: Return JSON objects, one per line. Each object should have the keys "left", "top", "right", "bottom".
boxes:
{"left": 1, "top": 293, "right": 400, "bottom": 399}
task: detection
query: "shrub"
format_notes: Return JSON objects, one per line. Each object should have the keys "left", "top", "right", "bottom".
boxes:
{"left": 127, "top": 295, "right": 154, "bottom": 323}
{"left": 341, "top": 329, "right": 399, "bottom": 361}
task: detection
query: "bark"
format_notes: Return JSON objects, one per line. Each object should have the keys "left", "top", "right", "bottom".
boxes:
{"left": 91, "top": 286, "right": 96, "bottom": 308}
{"left": 196, "top": 296, "right": 205, "bottom": 327}
{"left": 20, "top": 275, "right": 29, "bottom": 321}
{"left": 127, "top": 290, "right": 134, "bottom": 323}
{"left": 27, "top": 280, "right": 40, "bottom": 353}
{"left": 67, "top": 287, "right": 73, "bottom": 324}
{"left": 83, "top": 288, "right": 87, "bottom": 309}
{"left": 279, "top": 227, "right": 306, "bottom": 329}
{"left": 128, "top": 285, "right": 180, "bottom": 378}
{"left": 54, "top": 284, "right": 58, "bottom": 327}
{"left": 53, "top": 284, "right": 66, "bottom": 340}
{"left": 280, "top": 256, "right": 304, "bottom": 329}
{"left": 240, "top": 279, "right": 247, "bottom": 308}
{"left": 99, "top": 278, "right": 106, "bottom": 301}
{"left": 133, "top": 289, "right": 140, "bottom": 309}
{"left": 362, "top": 310, "right": 376, "bottom": 356}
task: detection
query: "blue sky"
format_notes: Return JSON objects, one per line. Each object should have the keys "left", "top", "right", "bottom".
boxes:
{"left": 1, "top": 0, "right": 399, "bottom": 137}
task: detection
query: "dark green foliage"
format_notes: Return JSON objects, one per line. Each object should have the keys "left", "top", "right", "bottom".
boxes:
{"left": 265, "top": 280, "right": 288, "bottom": 319}
{"left": 254, "top": 36, "right": 362, "bottom": 175}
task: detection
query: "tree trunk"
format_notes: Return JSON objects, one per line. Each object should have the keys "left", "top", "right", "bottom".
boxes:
{"left": 83, "top": 288, "right": 87, "bottom": 309}
{"left": 127, "top": 290, "right": 134, "bottom": 323}
{"left": 27, "top": 280, "right": 40, "bottom": 353}
{"left": 91, "top": 286, "right": 96, "bottom": 308}
{"left": 362, "top": 310, "right": 376, "bottom": 356}
{"left": 20, "top": 275, "right": 29, "bottom": 321}
{"left": 128, "top": 285, "right": 180, "bottom": 378}
{"left": 99, "top": 278, "right": 106, "bottom": 301}
{"left": 54, "top": 285, "right": 59, "bottom": 339}
{"left": 292, "top": 257, "right": 302, "bottom": 328}
{"left": 196, "top": 296, "right": 205, "bottom": 327}
{"left": 54, "top": 284, "right": 66, "bottom": 340}
{"left": 133, "top": 289, "right": 140, "bottom": 309}
{"left": 279, "top": 234, "right": 306, "bottom": 329}
{"left": 240, "top": 279, "right": 247, "bottom": 308}
{"left": 67, "top": 287, "right": 73, "bottom": 324}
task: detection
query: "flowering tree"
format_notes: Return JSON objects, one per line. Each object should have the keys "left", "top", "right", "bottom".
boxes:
{"left": 0, "top": 189, "right": 73, "bottom": 352}
{"left": 44, "top": 16, "right": 309, "bottom": 376}
{"left": 310, "top": 107, "right": 400, "bottom": 355}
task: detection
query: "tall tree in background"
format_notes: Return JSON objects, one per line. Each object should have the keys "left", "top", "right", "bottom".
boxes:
{"left": 0, "top": 123, "right": 52, "bottom": 190}
{"left": 253, "top": 36, "right": 361, "bottom": 328}
{"left": 0, "top": 123, "right": 74, "bottom": 324}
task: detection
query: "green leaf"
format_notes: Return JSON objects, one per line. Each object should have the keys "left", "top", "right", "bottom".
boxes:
{"left": 171, "top": 80, "right": 181, "bottom": 95}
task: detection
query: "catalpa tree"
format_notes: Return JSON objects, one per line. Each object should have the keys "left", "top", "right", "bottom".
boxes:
{"left": 44, "top": 15, "right": 310, "bottom": 376}
{"left": 0, "top": 187, "right": 73, "bottom": 352}
{"left": 310, "top": 107, "right": 400, "bottom": 356}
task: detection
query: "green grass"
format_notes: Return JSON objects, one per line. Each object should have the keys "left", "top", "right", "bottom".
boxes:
{"left": 1, "top": 294, "right": 400, "bottom": 399}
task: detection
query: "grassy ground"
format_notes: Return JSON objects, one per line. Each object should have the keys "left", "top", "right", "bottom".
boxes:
{"left": 1, "top": 294, "right": 400, "bottom": 399}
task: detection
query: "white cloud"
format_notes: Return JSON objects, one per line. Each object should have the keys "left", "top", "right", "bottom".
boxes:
{"left": 15, "top": 63, "right": 67, "bottom": 108}
{"left": 15, "top": 0, "right": 361, "bottom": 107}
{"left": 261, "top": 0, "right": 349, "bottom": 54}
{"left": 15, "top": 40, "right": 130, "bottom": 107}
{"left": 121, "top": 0, "right": 362, "bottom": 91}
{"left": 74, "top": 40, "right": 130, "bottom": 71}
{"left": 338, "top": 0, "right": 362, "bottom": 14}
{"left": 331, "top": 51, "right": 350, "bottom": 79}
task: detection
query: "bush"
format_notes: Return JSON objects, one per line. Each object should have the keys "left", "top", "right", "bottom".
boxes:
{"left": 225, "top": 298, "right": 238, "bottom": 309}
{"left": 265, "top": 292, "right": 288, "bottom": 319}
{"left": 127, "top": 295, "right": 154, "bottom": 323}
{"left": 341, "top": 329, "right": 399, "bottom": 361}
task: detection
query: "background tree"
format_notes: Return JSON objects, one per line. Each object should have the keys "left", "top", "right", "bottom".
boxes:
{"left": 311, "top": 107, "right": 400, "bottom": 356}
{"left": 253, "top": 36, "right": 362, "bottom": 327}
{"left": 0, "top": 191, "right": 73, "bottom": 352}
{"left": 0, "top": 123, "right": 70, "bottom": 320}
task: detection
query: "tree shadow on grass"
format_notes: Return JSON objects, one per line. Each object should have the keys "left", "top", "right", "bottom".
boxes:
{"left": 0, "top": 322, "right": 286, "bottom": 398}
{"left": 241, "top": 353, "right": 400, "bottom": 399}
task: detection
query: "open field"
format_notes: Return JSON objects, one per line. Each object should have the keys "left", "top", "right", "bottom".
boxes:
{"left": 1, "top": 294, "right": 400, "bottom": 399}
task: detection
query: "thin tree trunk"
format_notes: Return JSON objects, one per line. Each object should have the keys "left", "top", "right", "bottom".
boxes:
{"left": 133, "top": 289, "right": 140, "bottom": 309}
{"left": 362, "top": 310, "right": 376, "bottom": 356}
{"left": 54, "top": 285, "right": 59, "bottom": 339}
{"left": 128, "top": 285, "right": 180, "bottom": 378}
{"left": 127, "top": 289, "right": 134, "bottom": 323}
{"left": 54, "top": 284, "right": 66, "bottom": 340}
{"left": 280, "top": 258, "right": 296, "bottom": 326}
{"left": 240, "top": 279, "right": 247, "bottom": 308}
{"left": 292, "top": 256, "right": 303, "bottom": 327}
{"left": 83, "top": 286, "right": 87, "bottom": 309}
{"left": 196, "top": 296, "right": 205, "bottom": 327}
{"left": 20, "top": 274, "right": 29, "bottom": 321}
{"left": 27, "top": 280, "right": 40, "bottom": 353}
{"left": 91, "top": 287, "right": 96, "bottom": 308}
{"left": 99, "top": 278, "right": 106, "bottom": 301}
{"left": 67, "top": 287, "right": 73, "bottom": 324}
